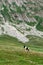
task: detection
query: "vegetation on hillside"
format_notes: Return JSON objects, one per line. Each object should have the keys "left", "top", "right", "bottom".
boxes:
{"left": 0, "top": 35, "right": 43, "bottom": 65}
{"left": 34, "top": 16, "right": 43, "bottom": 31}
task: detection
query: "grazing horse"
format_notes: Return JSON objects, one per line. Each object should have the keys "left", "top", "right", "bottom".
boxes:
{"left": 24, "top": 46, "right": 29, "bottom": 51}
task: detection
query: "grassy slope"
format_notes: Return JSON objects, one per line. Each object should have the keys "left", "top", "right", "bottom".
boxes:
{"left": 34, "top": 16, "right": 43, "bottom": 31}
{"left": 26, "top": 35, "right": 43, "bottom": 52}
{"left": 0, "top": 35, "right": 43, "bottom": 65}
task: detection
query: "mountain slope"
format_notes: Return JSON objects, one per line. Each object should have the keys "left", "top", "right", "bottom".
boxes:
{"left": 0, "top": 1, "right": 43, "bottom": 65}
{"left": 0, "top": 0, "right": 43, "bottom": 42}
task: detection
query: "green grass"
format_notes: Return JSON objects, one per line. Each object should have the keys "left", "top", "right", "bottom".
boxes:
{"left": 26, "top": 35, "right": 43, "bottom": 52}
{"left": 12, "top": 2, "right": 23, "bottom": 14}
{"left": 34, "top": 16, "right": 43, "bottom": 31}
{"left": 0, "top": 35, "right": 43, "bottom": 65}
{"left": 26, "top": 28, "right": 31, "bottom": 31}
{"left": 26, "top": 21, "right": 36, "bottom": 26}
{"left": 36, "top": 21, "right": 43, "bottom": 31}
{"left": 0, "top": 4, "right": 12, "bottom": 22}
{"left": 15, "top": 20, "right": 23, "bottom": 24}
{"left": 21, "top": 5, "right": 26, "bottom": 12}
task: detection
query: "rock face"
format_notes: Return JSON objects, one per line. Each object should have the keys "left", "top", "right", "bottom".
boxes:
{"left": 0, "top": 0, "right": 43, "bottom": 43}
{"left": 1, "top": 22, "right": 29, "bottom": 43}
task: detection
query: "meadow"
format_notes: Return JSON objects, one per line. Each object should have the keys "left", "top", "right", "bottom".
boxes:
{"left": 0, "top": 35, "right": 43, "bottom": 65}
